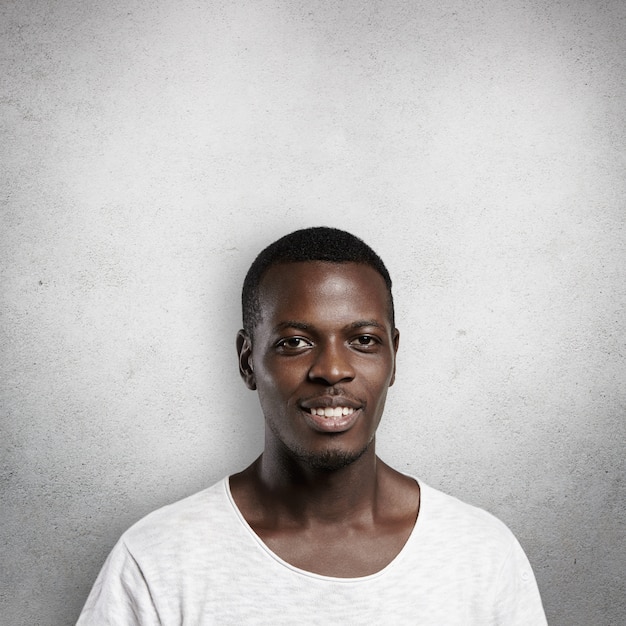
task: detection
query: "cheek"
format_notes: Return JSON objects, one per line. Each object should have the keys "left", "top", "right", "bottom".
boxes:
{"left": 255, "top": 363, "right": 301, "bottom": 403}
{"left": 362, "top": 357, "right": 395, "bottom": 386}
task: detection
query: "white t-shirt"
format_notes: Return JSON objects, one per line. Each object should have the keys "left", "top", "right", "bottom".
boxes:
{"left": 77, "top": 477, "right": 547, "bottom": 625}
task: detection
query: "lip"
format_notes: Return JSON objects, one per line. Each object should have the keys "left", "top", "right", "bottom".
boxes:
{"left": 300, "top": 406, "right": 362, "bottom": 434}
{"left": 300, "top": 396, "right": 362, "bottom": 410}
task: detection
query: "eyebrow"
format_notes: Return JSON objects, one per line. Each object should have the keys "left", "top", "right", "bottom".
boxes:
{"left": 272, "top": 321, "right": 312, "bottom": 333}
{"left": 272, "top": 320, "right": 386, "bottom": 333}
{"left": 349, "top": 320, "right": 386, "bottom": 330}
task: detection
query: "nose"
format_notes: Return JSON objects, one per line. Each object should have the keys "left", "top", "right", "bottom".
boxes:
{"left": 307, "top": 340, "right": 355, "bottom": 385}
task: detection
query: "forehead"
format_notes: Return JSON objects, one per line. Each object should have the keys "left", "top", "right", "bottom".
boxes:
{"left": 257, "top": 261, "right": 391, "bottom": 327}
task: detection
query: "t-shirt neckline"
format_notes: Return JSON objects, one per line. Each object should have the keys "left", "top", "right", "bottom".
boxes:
{"left": 223, "top": 474, "right": 424, "bottom": 583}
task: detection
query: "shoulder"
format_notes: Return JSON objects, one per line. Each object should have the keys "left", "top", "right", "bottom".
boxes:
{"left": 406, "top": 480, "right": 547, "bottom": 624}
{"left": 420, "top": 481, "right": 513, "bottom": 532}
{"left": 416, "top": 480, "right": 522, "bottom": 561}
{"left": 77, "top": 478, "right": 242, "bottom": 624}
{"left": 120, "top": 478, "right": 231, "bottom": 557}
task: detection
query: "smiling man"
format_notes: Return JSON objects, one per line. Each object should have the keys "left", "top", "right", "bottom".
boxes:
{"left": 78, "top": 227, "right": 547, "bottom": 624}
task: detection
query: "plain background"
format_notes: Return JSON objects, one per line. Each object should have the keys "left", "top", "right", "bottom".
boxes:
{"left": 1, "top": 1, "right": 625, "bottom": 624}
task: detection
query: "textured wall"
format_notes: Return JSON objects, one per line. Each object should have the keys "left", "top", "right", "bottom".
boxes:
{"left": 1, "top": 1, "right": 625, "bottom": 624}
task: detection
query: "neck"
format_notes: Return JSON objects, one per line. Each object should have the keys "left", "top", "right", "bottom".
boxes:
{"left": 253, "top": 437, "right": 381, "bottom": 523}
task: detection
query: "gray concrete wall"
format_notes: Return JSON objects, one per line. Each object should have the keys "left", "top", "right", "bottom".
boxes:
{"left": 1, "top": 1, "right": 624, "bottom": 624}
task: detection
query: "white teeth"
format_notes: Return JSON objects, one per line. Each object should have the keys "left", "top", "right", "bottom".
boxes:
{"left": 310, "top": 407, "right": 355, "bottom": 418}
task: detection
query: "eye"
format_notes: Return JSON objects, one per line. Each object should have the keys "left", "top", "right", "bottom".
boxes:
{"left": 349, "top": 335, "right": 380, "bottom": 350}
{"left": 276, "top": 336, "right": 313, "bottom": 352}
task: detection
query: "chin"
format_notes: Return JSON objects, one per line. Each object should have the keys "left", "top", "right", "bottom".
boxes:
{"left": 293, "top": 441, "right": 371, "bottom": 471}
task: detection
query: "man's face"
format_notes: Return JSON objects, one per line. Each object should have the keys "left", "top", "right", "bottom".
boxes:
{"left": 239, "top": 261, "right": 399, "bottom": 470}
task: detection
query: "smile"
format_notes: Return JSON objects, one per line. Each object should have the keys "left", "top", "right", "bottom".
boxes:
{"left": 302, "top": 404, "right": 361, "bottom": 434}
{"left": 309, "top": 407, "right": 355, "bottom": 418}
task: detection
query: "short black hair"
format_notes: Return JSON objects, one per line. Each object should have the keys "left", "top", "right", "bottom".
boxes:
{"left": 242, "top": 226, "right": 394, "bottom": 337}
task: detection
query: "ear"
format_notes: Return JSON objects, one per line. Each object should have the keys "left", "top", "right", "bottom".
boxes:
{"left": 389, "top": 328, "right": 400, "bottom": 387}
{"left": 236, "top": 330, "right": 256, "bottom": 390}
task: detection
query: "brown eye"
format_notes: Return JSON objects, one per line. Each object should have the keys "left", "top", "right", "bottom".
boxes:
{"left": 276, "top": 337, "right": 312, "bottom": 351}
{"left": 350, "top": 335, "right": 379, "bottom": 348}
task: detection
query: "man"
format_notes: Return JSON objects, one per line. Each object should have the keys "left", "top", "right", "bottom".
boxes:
{"left": 78, "top": 227, "right": 547, "bottom": 624}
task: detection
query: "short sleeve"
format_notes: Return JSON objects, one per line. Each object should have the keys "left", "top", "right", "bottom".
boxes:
{"left": 490, "top": 537, "right": 548, "bottom": 625}
{"left": 76, "top": 539, "right": 161, "bottom": 626}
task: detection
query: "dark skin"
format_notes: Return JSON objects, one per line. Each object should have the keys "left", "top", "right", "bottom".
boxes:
{"left": 231, "top": 261, "right": 420, "bottom": 577}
